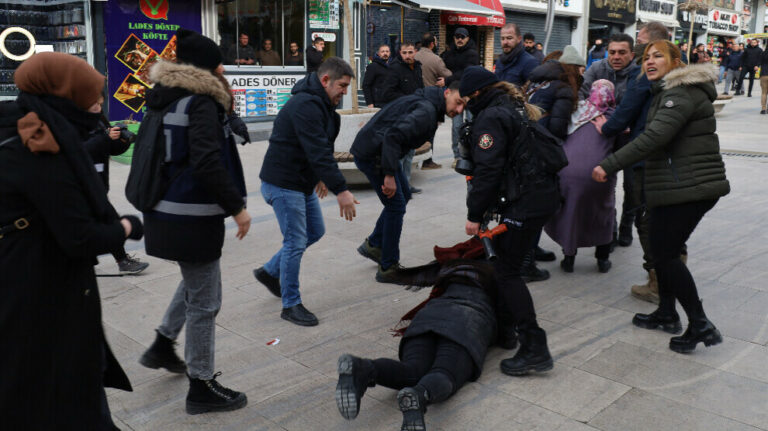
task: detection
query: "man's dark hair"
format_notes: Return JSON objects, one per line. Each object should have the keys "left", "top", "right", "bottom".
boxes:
{"left": 421, "top": 32, "right": 436, "bottom": 48}
{"left": 523, "top": 32, "right": 535, "bottom": 42}
{"left": 264, "top": 38, "right": 272, "bottom": 44}
{"left": 609, "top": 33, "right": 634, "bottom": 51}
{"left": 400, "top": 41, "right": 415, "bottom": 49}
{"left": 289, "top": 41, "right": 299, "bottom": 46}
{"left": 447, "top": 79, "right": 461, "bottom": 91}
{"left": 502, "top": 23, "right": 521, "bottom": 37}
{"left": 317, "top": 56, "right": 355, "bottom": 81}
{"left": 239, "top": 32, "right": 248, "bottom": 38}
{"left": 313, "top": 36, "right": 325, "bottom": 44}
{"left": 378, "top": 43, "right": 390, "bottom": 51}
{"left": 640, "top": 21, "right": 669, "bottom": 42}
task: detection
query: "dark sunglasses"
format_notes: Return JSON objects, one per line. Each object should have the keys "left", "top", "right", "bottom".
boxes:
{"left": 454, "top": 35, "right": 466, "bottom": 40}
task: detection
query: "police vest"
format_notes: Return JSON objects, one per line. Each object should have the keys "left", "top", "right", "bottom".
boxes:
{"left": 152, "top": 95, "right": 247, "bottom": 221}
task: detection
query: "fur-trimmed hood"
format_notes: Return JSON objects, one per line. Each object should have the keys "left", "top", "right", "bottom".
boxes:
{"left": 662, "top": 63, "right": 717, "bottom": 90}
{"left": 148, "top": 60, "right": 232, "bottom": 111}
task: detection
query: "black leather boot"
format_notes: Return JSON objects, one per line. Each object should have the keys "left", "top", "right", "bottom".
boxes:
{"left": 618, "top": 213, "right": 634, "bottom": 247}
{"left": 139, "top": 330, "right": 187, "bottom": 373}
{"left": 534, "top": 246, "right": 556, "bottom": 262}
{"left": 335, "top": 354, "right": 375, "bottom": 420}
{"left": 560, "top": 255, "right": 575, "bottom": 273}
{"left": 632, "top": 296, "right": 682, "bottom": 334}
{"left": 500, "top": 327, "right": 553, "bottom": 376}
{"left": 521, "top": 249, "right": 550, "bottom": 283}
{"left": 186, "top": 372, "right": 247, "bottom": 415}
{"left": 670, "top": 301, "right": 722, "bottom": 353}
{"left": 397, "top": 385, "right": 428, "bottom": 431}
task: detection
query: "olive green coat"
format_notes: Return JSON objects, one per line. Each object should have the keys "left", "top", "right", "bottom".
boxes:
{"left": 600, "top": 64, "right": 730, "bottom": 208}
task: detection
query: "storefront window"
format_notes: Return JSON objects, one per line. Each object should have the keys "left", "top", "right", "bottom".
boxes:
{"left": 217, "top": 0, "right": 306, "bottom": 68}
{"left": 0, "top": 0, "right": 90, "bottom": 96}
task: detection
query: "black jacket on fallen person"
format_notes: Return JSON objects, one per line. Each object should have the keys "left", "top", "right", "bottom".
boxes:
{"left": 261, "top": 73, "right": 347, "bottom": 195}
{"left": 143, "top": 60, "right": 246, "bottom": 263}
{"left": 306, "top": 46, "right": 324, "bottom": 73}
{"left": 441, "top": 40, "right": 480, "bottom": 83}
{"left": 83, "top": 122, "right": 130, "bottom": 191}
{"left": 527, "top": 60, "right": 576, "bottom": 140}
{"left": 380, "top": 58, "right": 424, "bottom": 104}
{"left": 741, "top": 44, "right": 763, "bottom": 68}
{"left": 466, "top": 89, "right": 561, "bottom": 223}
{"left": 350, "top": 86, "right": 445, "bottom": 176}
{"left": 362, "top": 56, "right": 390, "bottom": 107}
{"left": 0, "top": 97, "right": 131, "bottom": 429}
{"left": 402, "top": 275, "right": 496, "bottom": 380}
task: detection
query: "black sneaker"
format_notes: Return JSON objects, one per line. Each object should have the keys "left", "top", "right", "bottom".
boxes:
{"left": 254, "top": 267, "right": 281, "bottom": 298}
{"left": 281, "top": 303, "right": 319, "bottom": 326}
{"left": 139, "top": 330, "right": 187, "bottom": 373}
{"left": 186, "top": 372, "right": 247, "bottom": 415}
{"left": 117, "top": 255, "right": 149, "bottom": 275}
{"left": 397, "top": 387, "right": 427, "bottom": 431}
{"left": 335, "top": 354, "right": 375, "bottom": 420}
{"left": 375, "top": 263, "right": 410, "bottom": 285}
{"left": 357, "top": 238, "right": 382, "bottom": 265}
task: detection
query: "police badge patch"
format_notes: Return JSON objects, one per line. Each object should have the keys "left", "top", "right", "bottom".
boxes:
{"left": 478, "top": 134, "right": 494, "bottom": 149}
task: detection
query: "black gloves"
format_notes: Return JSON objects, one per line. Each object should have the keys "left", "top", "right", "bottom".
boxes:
{"left": 120, "top": 215, "right": 144, "bottom": 240}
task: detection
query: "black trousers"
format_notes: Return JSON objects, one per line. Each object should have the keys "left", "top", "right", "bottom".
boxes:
{"left": 738, "top": 68, "right": 757, "bottom": 95}
{"left": 373, "top": 333, "right": 474, "bottom": 404}
{"left": 650, "top": 199, "right": 717, "bottom": 317}
{"left": 495, "top": 215, "right": 548, "bottom": 331}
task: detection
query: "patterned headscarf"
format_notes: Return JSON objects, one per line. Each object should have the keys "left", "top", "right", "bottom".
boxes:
{"left": 568, "top": 79, "right": 616, "bottom": 135}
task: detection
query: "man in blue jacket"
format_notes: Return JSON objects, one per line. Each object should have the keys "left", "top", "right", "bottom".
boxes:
{"left": 591, "top": 22, "right": 671, "bottom": 304}
{"left": 256, "top": 57, "right": 359, "bottom": 327}
{"left": 495, "top": 23, "right": 538, "bottom": 87}
{"left": 352, "top": 81, "right": 466, "bottom": 284}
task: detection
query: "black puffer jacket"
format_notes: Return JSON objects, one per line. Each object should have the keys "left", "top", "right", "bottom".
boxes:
{"left": 351, "top": 86, "right": 445, "bottom": 176}
{"left": 380, "top": 58, "right": 424, "bottom": 104}
{"left": 362, "top": 56, "right": 389, "bottom": 107}
{"left": 441, "top": 40, "right": 480, "bottom": 83}
{"left": 527, "top": 60, "right": 576, "bottom": 140}
{"left": 82, "top": 122, "right": 130, "bottom": 191}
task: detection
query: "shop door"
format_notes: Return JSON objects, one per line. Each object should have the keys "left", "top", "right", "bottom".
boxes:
{"left": 494, "top": 12, "right": 572, "bottom": 57}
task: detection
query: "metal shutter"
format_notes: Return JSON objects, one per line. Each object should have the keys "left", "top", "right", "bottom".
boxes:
{"left": 494, "top": 12, "right": 573, "bottom": 57}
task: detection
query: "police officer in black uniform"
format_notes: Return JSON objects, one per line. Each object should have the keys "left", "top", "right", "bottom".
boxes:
{"left": 459, "top": 66, "right": 559, "bottom": 376}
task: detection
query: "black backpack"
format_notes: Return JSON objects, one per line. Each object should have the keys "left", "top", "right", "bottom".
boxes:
{"left": 125, "top": 95, "right": 193, "bottom": 212}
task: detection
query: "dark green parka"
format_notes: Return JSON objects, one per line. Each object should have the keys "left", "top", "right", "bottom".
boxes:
{"left": 599, "top": 64, "right": 730, "bottom": 208}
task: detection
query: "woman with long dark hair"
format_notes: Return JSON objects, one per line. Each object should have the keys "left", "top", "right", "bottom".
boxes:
{"left": 528, "top": 45, "right": 585, "bottom": 140}
{"left": 593, "top": 40, "right": 730, "bottom": 353}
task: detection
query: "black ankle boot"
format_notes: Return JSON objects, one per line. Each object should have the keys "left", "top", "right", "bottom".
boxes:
{"left": 186, "top": 372, "right": 247, "bottom": 415}
{"left": 632, "top": 294, "right": 682, "bottom": 334}
{"left": 335, "top": 354, "right": 375, "bottom": 420}
{"left": 397, "top": 386, "right": 428, "bottom": 431}
{"left": 500, "top": 327, "right": 553, "bottom": 376}
{"left": 521, "top": 250, "right": 550, "bottom": 283}
{"left": 560, "top": 255, "right": 574, "bottom": 273}
{"left": 139, "top": 330, "right": 187, "bottom": 373}
{"left": 618, "top": 214, "right": 634, "bottom": 246}
{"left": 670, "top": 301, "right": 722, "bottom": 353}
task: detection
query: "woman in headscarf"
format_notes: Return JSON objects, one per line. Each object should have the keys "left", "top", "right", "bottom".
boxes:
{"left": 544, "top": 79, "right": 618, "bottom": 273}
{"left": 0, "top": 52, "right": 141, "bottom": 429}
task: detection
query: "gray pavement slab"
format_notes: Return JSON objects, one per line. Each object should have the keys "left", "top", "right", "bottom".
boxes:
{"left": 98, "top": 88, "right": 768, "bottom": 430}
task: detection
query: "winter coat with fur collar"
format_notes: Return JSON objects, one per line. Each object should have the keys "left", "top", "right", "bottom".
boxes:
{"left": 142, "top": 60, "right": 246, "bottom": 262}
{"left": 599, "top": 64, "right": 730, "bottom": 208}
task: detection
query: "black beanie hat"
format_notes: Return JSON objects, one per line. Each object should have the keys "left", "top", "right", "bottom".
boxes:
{"left": 459, "top": 66, "right": 499, "bottom": 97}
{"left": 175, "top": 28, "right": 222, "bottom": 71}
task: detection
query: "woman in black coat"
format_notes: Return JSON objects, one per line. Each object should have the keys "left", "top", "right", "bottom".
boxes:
{"left": 527, "top": 54, "right": 582, "bottom": 140}
{"left": 335, "top": 260, "right": 499, "bottom": 431}
{"left": 0, "top": 52, "right": 141, "bottom": 429}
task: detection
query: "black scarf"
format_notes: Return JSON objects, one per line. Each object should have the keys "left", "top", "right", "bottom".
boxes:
{"left": 16, "top": 92, "right": 117, "bottom": 222}
{"left": 500, "top": 43, "right": 525, "bottom": 65}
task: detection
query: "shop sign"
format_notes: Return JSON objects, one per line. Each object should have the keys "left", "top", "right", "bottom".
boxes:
{"left": 440, "top": 11, "right": 505, "bottom": 28}
{"left": 227, "top": 74, "right": 305, "bottom": 118}
{"left": 311, "top": 32, "right": 336, "bottom": 42}
{"left": 104, "top": 0, "right": 201, "bottom": 121}
{"left": 678, "top": 9, "right": 708, "bottom": 32}
{"left": 637, "top": 0, "right": 675, "bottom": 17}
{"left": 589, "top": 0, "right": 636, "bottom": 24}
{"left": 499, "top": 0, "right": 583, "bottom": 16}
{"left": 309, "top": 0, "right": 340, "bottom": 30}
{"left": 707, "top": 9, "right": 740, "bottom": 35}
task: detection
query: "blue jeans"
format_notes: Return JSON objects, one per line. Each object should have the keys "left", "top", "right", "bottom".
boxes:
{"left": 451, "top": 110, "right": 473, "bottom": 158}
{"left": 718, "top": 65, "right": 726, "bottom": 82}
{"left": 158, "top": 259, "right": 222, "bottom": 380}
{"left": 400, "top": 149, "right": 416, "bottom": 182}
{"left": 354, "top": 157, "right": 411, "bottom": 269}
{"left": 261, "top": 181, "right": 325, "bottom": 308}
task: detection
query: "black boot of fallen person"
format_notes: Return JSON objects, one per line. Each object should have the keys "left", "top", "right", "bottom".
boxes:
{"left": 521, "top": 250, "right": 550, "bottom": 283}
{"left": 139, "top": 330, "right": 187, "bottom": 373}
{"left": 335, "top": 354, "right": 376, "bottom": 420}
{"left": 186, "top": 372, "right": 247, "bottom": 415}
{"left": 670, "top": 301, "right": 722, "bottom": 353}
{"left": 500, "top": 327, "right": 553, "bottom": 376}
{"left": 632, "top": 296, "right": 682, "bottom": 334}
{"left": 397, "top": 386, "right": 428, "bottom": 431}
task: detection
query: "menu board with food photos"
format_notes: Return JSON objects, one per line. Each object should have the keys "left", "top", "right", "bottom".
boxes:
{"left": 227, "top": 74, "right": 304, "bottom": 118}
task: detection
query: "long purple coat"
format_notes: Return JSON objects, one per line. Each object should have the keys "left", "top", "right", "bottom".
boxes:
{"left": 544, "top": 119, "right": 617, "bottom": 255}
